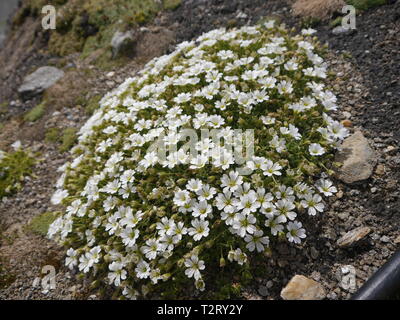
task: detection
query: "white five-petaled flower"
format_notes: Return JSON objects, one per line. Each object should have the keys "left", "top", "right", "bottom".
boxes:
{"left": 184, "top": 255, "right": 205, "bottom": 280}
{"left": 245, "top": 230, "right": 270, "bottom": 252}
{"left": 309, "top": 143, "right": 325, "bottom": 156}
{"left": 188, "top": 219, "right": 210, "bottom": 241}
{"left": 286, "top": 221, "right": 306, "bottom": 244}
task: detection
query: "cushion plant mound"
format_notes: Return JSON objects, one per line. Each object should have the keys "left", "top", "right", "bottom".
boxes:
{"left": 48, "top": 21, "right": 348, "bottom": 299}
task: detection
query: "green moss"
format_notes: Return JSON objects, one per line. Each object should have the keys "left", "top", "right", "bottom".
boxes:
{"left": 26, "top": 211, "right": 60, "bottom": 236}
{"left": 330, "top": 17, "right": 342, "bottom": 28}
{"left": 300, "top": 16, "right": 321, "bottom": 28}
{"left": 59, "top": 127, "right": 78, "bottom": 152}
{"left": 163, "top": 0, "right": 182, "bottom": 10}
{"left": 45, "top": 0, "right": 161, "bottom": 59}
{"left": 23, "top": 102, "right": 46, "bottom": 122}
{"left": 346, "top": 0, "right": 387, "bottom": 10}
{"left": 45, "top": 127, "right": 62, "bottom": 143}
{"left": 0, "top": 101, "right": 8, "bottom": 115}
{"left": 0, "top": 149, "right": 36, "bottom": 199}
{"left": 85, "top": 95, "right": 103, "bottom": 115}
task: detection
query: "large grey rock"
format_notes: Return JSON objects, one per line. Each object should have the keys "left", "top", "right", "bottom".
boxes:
{"left": 335, "top": 131, "right": 377, "bottom": 184}
{"left": 281, "top": 275, "right": 326, "bottom": 300}
{"left": 111, "top": 30, "right": 136, "bottom": 58}
{"left": 18, "top": 66, "right": 64, "bottom": 98}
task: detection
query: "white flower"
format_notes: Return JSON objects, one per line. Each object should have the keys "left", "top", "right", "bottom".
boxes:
{"left": 236, "top": 192, "right": 260, "bottom": 215}
{"left": 309, "top": 143, "right": 325, "bottom": 156}
{"left": 184, "top": 255, "right": 205, "bottom": 280}
{"left": 286, "top": 221, "right": 306, "bottom": 244}
{"left": 277, "top": 80, "right": 293, "bottom": 95}
{"left": 196, "top": 184, "right": 217, "bottom": 201}
{"left": 245, "top": 230, "right": 269, "bottom": 252}
{"left": 232, "top": 213, "right": 257, "bottom": 237}
{"left": 51, "top": 189, "right": 69, "bottom": 205}
{"left": 173, "top": 190, "right": 191, "bottom": 207}
{"left": 275, "top": 199, "right": 297, "bottom": 222}
{"left": 65, "top": 248, "right": 78, "bottom": 270}
{"left": 262, "top": 160, "right": 282, "bottom": 177}
{"left": 301, "top": 194, "right": 324, "bottom": 216}
{"left": 11, "top": 140, "right": 22, "bottom": 150}
{"left": 215, "top": 190, "right": 235, "bottom": 213}
{"left": 316, "top": 179, "right": 337, "bottom": 196}
{"left": 186, "top": 179, "right": 203, "bottom": 193}
{"left": 265, "top": 215, "right": 286, "bottom": 235}
{"left": 174, "top": 92, "right": 192, "bottom": 104}
{"left": 135, "top": 260, "right": 151, "bottom": 279}
{"left": 108, "top": 261, "right": 127, "bottom": 286}
{"left": 188, "top": 219, "right": 210, "bottom": 241}
{"left": 220, "top": 171, "right": 243, "bottom": 192}
{"left": 121, "top": 227, "right": 140, "bottom": 247}
{"left": 142, "top": 238, "right": 162, "bottom": 260}
{"left": 192, "top": 200, "right": 213, "bottom": 220}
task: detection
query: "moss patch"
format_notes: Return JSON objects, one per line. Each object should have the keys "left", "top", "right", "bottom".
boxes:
{"left": 84, "top": 94, "right": 103, "bottom": 115}
{"left": 26, "top": 211, "right": 60, "bottom": 236}
{"left": 45, "top": 127, "right": 62, "bottom": 143}
{"left": 59, "top": 127, "right": 78, "bottom": 152}
{"left": 16, "top": 0, "right": 163, "bottom": 60}
{"left": 163, "top": 0, "right": 182, "bottom": 10}
{"left": 23, "top": 102, "right": 46, "bottom": 122}
{"left": 0, "top": 149, "right": 36, "bottom": 199}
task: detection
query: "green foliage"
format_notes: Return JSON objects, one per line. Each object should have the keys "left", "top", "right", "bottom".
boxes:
{"left": 27, "top": 211, "right": 60, "bottom": 236}
{"left": 37, "top": 0, "right": 162, "bottom": 58}
{"left": 59, "top": 127, "right": 78, "bottom": 152}
{"left": 45, "top": 127, "right": 62, "bottom": 143}
{"left": 346, "top": 0, "right": 387, "bottom": 10}
{"left": 85, "top": 95, "right": 103, "bottom": 115}
{"left": 330, "top": 17, "right": 342, "bottom": 28}
{"left": 23, "top": 102, "right": 46, "bottom": 122}
{"left": 163, "top": 0, "right": 182, "bottom": 10}
{"left": 0, "top": 148, "right": 36, "bottom": 199}
{"left": 300, "top": 16, "right": 321, "bottom": 28}
{"left": 0, "top": 101, "right": 8, "bottom": 116}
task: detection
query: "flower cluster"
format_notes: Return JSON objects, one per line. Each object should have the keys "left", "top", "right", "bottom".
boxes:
{"left": 48, "top": 21, "right": 347, "bottom": 299}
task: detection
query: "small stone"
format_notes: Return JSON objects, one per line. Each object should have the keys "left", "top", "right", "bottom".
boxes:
{"left": 341, "top": 119, "right": 352, "bottom": 127}
{"left": 280, "top": 275, "right": 326, "bottom": 300}
{"left": 375, "top": 164, "right": 385, "bottom": 175}
{"left": 370, "top": 187, "right": 377, "bottom": 193}
{"left": 111, "top": 30, "right": 136, "bottom": 58}
{"left": 394, "top": 236, "right": 400, "bottom": 244}
{"left": 337, "top": 226, "right": 372, "bottom": 248}
{"left": 335, "top": 131, "right": 377, "bottom": 184}
{"left": 384, "top": 145, "right": 396, "bottom": 153}
{"left": 310, "top": 247, "right": 319, "bottom": 260}
{"left": 380, "top": 236, "right": 391, "bottom": 243}
{"left": 258, "top": 285, "right": 269, "bottom": 297}
{"left": 336, "top": 190, "right": 344, "bottom": 199}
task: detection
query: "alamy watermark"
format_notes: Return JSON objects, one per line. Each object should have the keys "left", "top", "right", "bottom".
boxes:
{"left": 341, "top": 5, "right": 356, "bottom": 30}
{"left": 41, "top": 5, "right": 56, "bottom": 30}
{"left": 32, "top": 265, "right": 56, "bottom": 293}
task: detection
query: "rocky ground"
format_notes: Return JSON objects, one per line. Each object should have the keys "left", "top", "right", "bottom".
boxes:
{"left": 0, "top": 0, "right": 399, "bottom": 300}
